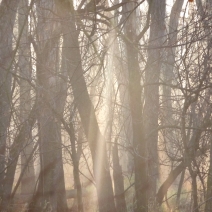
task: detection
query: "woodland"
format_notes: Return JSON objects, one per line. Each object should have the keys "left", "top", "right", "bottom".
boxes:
{"left": 0, "top": 0, "right": 212, "bottom": 211}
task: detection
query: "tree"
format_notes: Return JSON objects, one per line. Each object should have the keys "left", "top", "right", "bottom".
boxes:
{"left": 0, "top": 1, "right": 212, "bottom": 212}
{"left": 55, "top": 1, "right": 117, "bottom": 211}
{"left": 0, "top": 0, "right": 20, "bottom": 198}
{"left": 18, "top": 0, "right": 36, "bottom": 196}
{"left": 29, "top": 1, "right": 67, "bottom": 211}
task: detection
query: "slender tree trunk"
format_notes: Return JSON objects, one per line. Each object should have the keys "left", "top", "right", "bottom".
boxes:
{"left": 55, "top": 1, "right": 117, "bottom": 212}
{"left": 18, "top": 0, "right": 36, "bottom": 196}
{"left": 205, "top": 140, "right": 212, "bottom": 211}
{"left": 127, "top": 42, "right": 147, "bottom": 212}
{"left": 161, "top": 0, "right": 184, "bottom": 207}
{"left": 176, "top": 169, "right": 185, "bottom": 207}
{"left": 194, "top": 2, "right": 212, "bottom": 210}
{"left": 122, "top": 1, "right": 148, "bottom": 211}
{"left": 30, "top": 1, "right": 68, "bottom": 211}
{"left": 68, "top": 122, "right": 84, "bottom": 212}
{"left": 156, "top": 162, "right": 185, "bottom": 205}
{"left": 112, "top": 142, "right": 127, "bottom": 212}
{"left": 189, "top": 167, "right": 199, "bottom": 212}
{"left": 54, "top": 47, "right": 69, "bottom": 212}
{"left": 143, "top": 0, "right": 166, "bottom": 202}
{"left": 0, "top": 0, "right": 20, "bottom": 197}
{"left": 162, "top": 0, "right": 184, "bottom": 150}
{"left": 108, "top": 0, "right": 133, "bottom": 173}
{"left": 1, "top": 102, "right": 37, "bottom": 211}
{"left": 163, "top": 0, "right": 184, "bottom": 112}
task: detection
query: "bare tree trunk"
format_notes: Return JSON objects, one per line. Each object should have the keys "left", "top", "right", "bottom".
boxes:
{"left": 108, "top": 0, "right": 133, "bottom": 174}
{"left": 112, "top": 142, "right": 127, "bottom": 212}
{"left": 205, "top": 139, "right": 212, "bottom": 211}
{"left": 163, "top": 0, "right": 184, "bottom": 116}
{"left": 55, "top": 1, "right": 117, "bottom": 212}
{"left": 176, "top": 169, "right": 185, "bottom": 207}
{"left": 189, "top": 166, "right": 199, "bottom": 212}
{"left": 122, "top": 1, "right": 148, "bottom": 211}
{"left": 143, "top": 0, "right": 166, "bottom": 202}
{"left": 162, "top": 0, "right": 184, "bottom": 150}
{"left": 0, "top": 0, "right": 20, "bottom": 196}
{"left": 156, "top": 162, "right": 185, "bottom": 205}
{"left": 194, "top": 1, "right": 212, "bottom": 210}
{"left": 29, "top": 1, "right": 68, "bottom": 211}
{"left": 18, "top": 0, "right": 36, "bottom": 196}
{"left": 1, "top": 102, "right": 37, "bottom": 211}
{"left": 161, "top": 0, "right": 184, "bottom": 207}
{"left": 126, "top": 43, "right": 147, "bottom": 212}
{"left": 54, "top": 48, "right": 69, "bottom": 212}
{"left": 67, "top": 121, "right": 84, "bottom": 212}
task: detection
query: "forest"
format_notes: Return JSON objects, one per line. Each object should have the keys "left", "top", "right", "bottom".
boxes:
{"left": 0, "top": 0, "right": 212, "bottom": 211}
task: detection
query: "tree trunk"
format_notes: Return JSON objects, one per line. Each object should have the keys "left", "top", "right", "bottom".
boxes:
{"left": 29, "top": 1, "right": 68, "bottom": 211}
{"left": 1, "top": 102, "right": 37, "bottom": 211}
{"left": 55, "top": 1, "right": 117, "bottom": 212}
{"left": 18, "top": 0, "right": 36, "bottom": 196}
{"left": 162, "top": 0, "right": 184, "bottom": 151}
{"left": 64, "top": 111, "right": 84, "bottom": 212}
{"left": 122, "top": 1, "right": 148, "bottom": 211}
{"left": 143, "top": 0, "right": 166, "bottom": 202}
{"left": 161, "top": 0, "right": 184, "bottom": 207}
{"left": 0, "top": 0, "right": 20, "bottom": 197}
{"left": 112, "top": 143, "right": 127, "bottom": 212}
{"left": 205, "top": 140, "right": 212, "bottom": 211}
